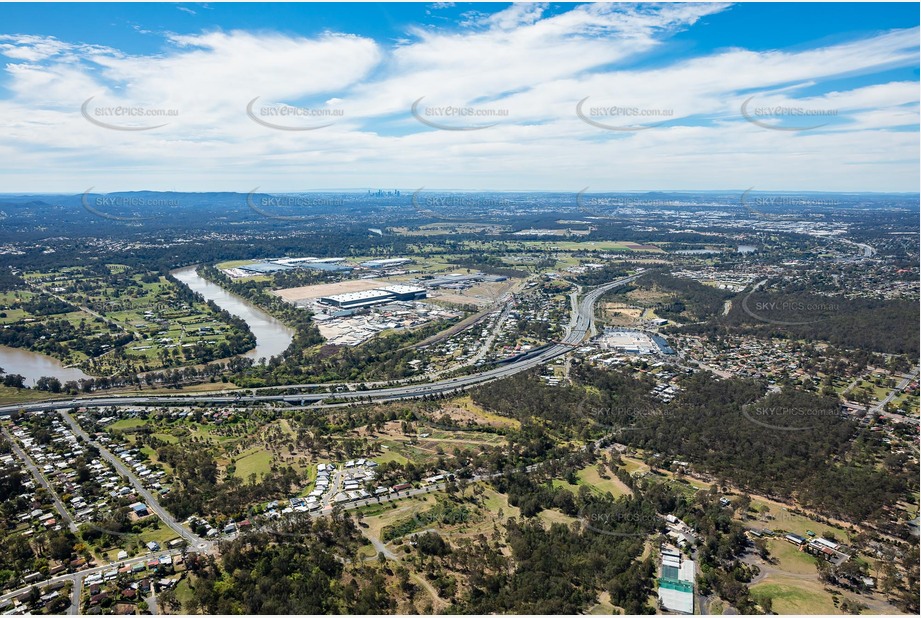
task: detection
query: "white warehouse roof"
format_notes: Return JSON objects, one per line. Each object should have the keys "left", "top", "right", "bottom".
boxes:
{"left": 378, "top": 285, "right": 426, "bottom": 294}
{"left": 324, "top": 290, "right": 394, "bottom": 303}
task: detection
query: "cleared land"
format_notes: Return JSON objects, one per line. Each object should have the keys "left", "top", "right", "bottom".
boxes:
{"left": 272, "top": 279, "right": 385, "bottom": 302}
{"left": 750, "top": 578, "right": 840, "bottom": 615}
{"left": 429, "top": 279, "right": 517, "bottom": 308}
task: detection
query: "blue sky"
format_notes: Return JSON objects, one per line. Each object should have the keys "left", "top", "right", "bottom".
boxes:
{"left": 0, "top": 2, "right": 917, "bottom": 192}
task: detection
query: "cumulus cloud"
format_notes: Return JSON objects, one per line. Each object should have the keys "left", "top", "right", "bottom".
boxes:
{"left": 0, "top": 3, "right": 916, "bottom": 192}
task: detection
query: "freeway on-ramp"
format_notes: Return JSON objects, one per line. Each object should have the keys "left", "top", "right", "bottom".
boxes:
{"left": 0, "top": 274, "right": 642, "bottom": 416}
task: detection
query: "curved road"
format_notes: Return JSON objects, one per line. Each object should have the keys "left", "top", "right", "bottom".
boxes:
{"left": 0, "top": 274, "right": 642, "bottom": 611}
{"left": 0, "top": 274, "right": 641, "bottom": 417}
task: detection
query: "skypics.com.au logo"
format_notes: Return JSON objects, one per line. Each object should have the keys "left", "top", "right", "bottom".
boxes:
{"left": 740, "top": 282, "right": 841, "bottom": 327}
{"left": 576, "top": 97, "right": 673, "bottom": 132}
{"left": 741, "top": 404, "right": 840, "bottom": 432}
{"left": 411, "top": 97, "right": 508, "bottom": 131}
{"left": 246, "top": 188, "right": 345, "bottom": 221}
{"left": 81, "top": 189, "right": 173, "bottom": 221}
{"left": 740, "top": 95, "right": 837, "bottom": 132}
{"left": 411, "top": 188, "right": 511, "bottom": 223}
{"left": 246, "top": 97, "right": 344, "bottom": 131}
{"left": 81, "top": 97, "right": 178, "bottom": 131}
{"left": 740, "top": 187, "right": 837, "bottom": 221}
{"left": 579, "top": 507, "right": 662, "bottom": 538}
{"left": 577, "top": 187, "right": 682, "bottom": 219}
{"left": 575, "top": 395, "right": 664, "bottom": 437}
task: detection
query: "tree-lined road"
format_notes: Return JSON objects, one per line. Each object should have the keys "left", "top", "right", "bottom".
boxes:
{"left": 57, "top": 411, "right": 211, "bottom": 551}
{"left": 2, "top": 426, "right": 78, "bottom": 534}
{"left": 0, "top": 272, "right": 644, "bottom": 611}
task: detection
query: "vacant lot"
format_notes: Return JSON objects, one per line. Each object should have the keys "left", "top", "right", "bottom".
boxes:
{"left": 233, "top": 449, "right": 274, "bottom": 481}
{"left": 273, "top": 279, "right": 384, "bottom": 302}
{"left": 750, "top": 578, "right": 840, "bottom": 614}
{"left": 436, "top": 396, "right": 521, "bottom": 429}
{"left": 430, "top": 279, "right": 518, "bottom": 308}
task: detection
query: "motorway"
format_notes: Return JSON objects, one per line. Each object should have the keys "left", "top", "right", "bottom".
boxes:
{"left": 0, "top": 274, "right": 642, "bottom": 417}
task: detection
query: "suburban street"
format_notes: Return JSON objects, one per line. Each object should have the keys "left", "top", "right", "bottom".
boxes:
{"left": 68, "top": 572, "right": 83, "bottom": 616}
{"left": 2, "top": 426, "right": 78, "bottom": 534}
{"left": 0, "top": 274, "right": 638, "bottom": 609}
{"left": 0, "top": 547, "right": 184, "bottom": 610}
{"left": 57, "top": 411, "right": 211, "bottom": 551}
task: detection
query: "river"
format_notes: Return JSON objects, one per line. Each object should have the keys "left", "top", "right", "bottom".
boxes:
{"left": 0, "top": 267, "right": 293, "bottom": 385}
{"left": 171, "top": 266, "right": 295, "bottom": 361}
{"left": 0, "top": 344, "right": 92, "bottom": 386}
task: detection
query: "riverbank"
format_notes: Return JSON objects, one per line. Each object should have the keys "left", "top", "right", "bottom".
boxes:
{"left": 171, "top": 266, "right": 295, "bottom": 361}
{"left": 0, "top": 344, "right": 93, "bottom": 385}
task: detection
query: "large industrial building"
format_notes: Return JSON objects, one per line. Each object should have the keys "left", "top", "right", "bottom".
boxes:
{"left": 360, "top": 258, "right": 412, "bottom": 269}
{"left": 598, "top": 329, "right": 675, "bottom": 356}
{"left": 422, "top": 272, "right": 507, "bottom": 288}
{"left": 378, "top": 285, "right": 429, "bottom": 300}
{"left": 658, "top": 547, "right": 695, "bottom": 614}
{"left": 319, "top": 285, "right": 426, "bottom": 309}
{"left": 236, "top": 257, "right": 352, "bottom": 275}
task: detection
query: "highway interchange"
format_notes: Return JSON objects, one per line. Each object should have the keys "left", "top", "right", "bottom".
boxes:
{"left": 0, "top": 273, "right": 643, "bottom": 417}
{"left": 0, "top": 274, "right": 641, "bottom": 612}
{"left": 2, "top": 269, "right": 916, "bottom": 613}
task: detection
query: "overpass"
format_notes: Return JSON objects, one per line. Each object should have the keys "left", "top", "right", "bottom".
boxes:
{"left": 0, "top": 274, "right": 642, "bottom": 416}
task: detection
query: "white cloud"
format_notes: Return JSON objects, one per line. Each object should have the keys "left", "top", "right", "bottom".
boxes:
{"left": 0, "top": 4, "right": 916, "bottom": 192}
{"left": 0, "top": 34, "right": 70, "bottom": 61}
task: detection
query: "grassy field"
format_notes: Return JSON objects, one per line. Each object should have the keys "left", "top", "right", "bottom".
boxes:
{"left": 173, "top": 577, "right": 195, "bottom": 609}
{"left": 577, "top": 464, "right": 633, "bottom": 498}
{"left": 765, "top": 538, "right": 821, "bottom": 575}
{"left": 119, "top": 382, "right": 236, "bottom": 395}
{"left": 445, "top": 395, "right": 521, "bottom": 428}
{"left": 233, "top": 449, "right": 274, "bottom": 481}
{"left": 481, "top": 487, "right": 521, "bottom": 520}
{"left": 138, "top": 521, "right": 181, "bottom": 547}
{"left": 847, "top": 378, "right": 892, "bottom": 404}
{"left": 554, "top": 462, "right": 632, "bottom": 499}
{"left": 150, "top": 431, "right": 180, "bottom": 444}
{"left": 750, "top": 578, "right": 841, "bottom": 614}
{"left": 108, "top": 418, "right": 146, "bottom": 431}
{"left": 619, "top": 456, "right": 649, "bottom": 476}
{"left": 374, "top": 449, "right": 410, "bottom": 465}
{"left": 744, "top": 498, "right": 847, "bottom": 541}
{"left": 537, "top": 508, "right": 579, "bottom": 527}
{"left": 0, "top": 386, "right": 53, "bottom": 405}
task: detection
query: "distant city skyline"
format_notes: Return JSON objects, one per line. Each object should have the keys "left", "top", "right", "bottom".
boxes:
{"left": 0, "top": 2, "right": 918, "bottom": 193}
